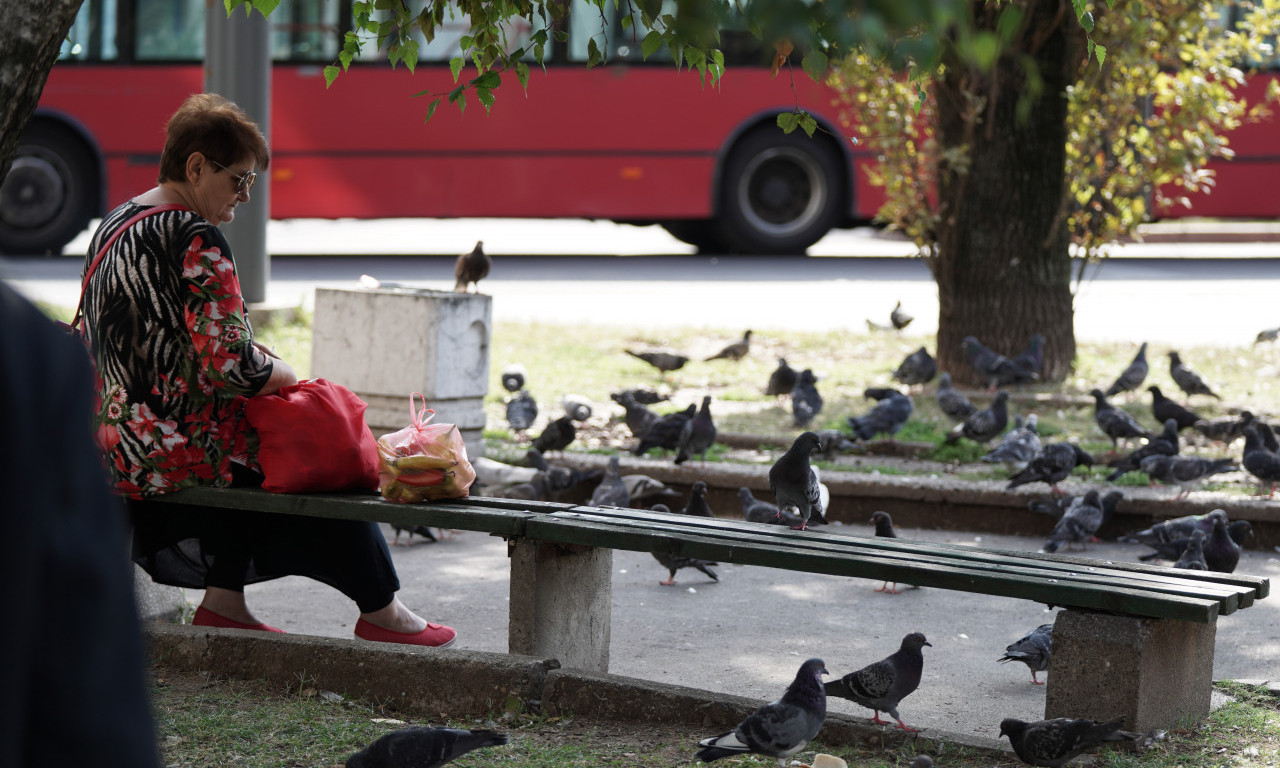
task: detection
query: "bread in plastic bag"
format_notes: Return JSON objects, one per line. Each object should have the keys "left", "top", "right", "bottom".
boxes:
{"left": 377, "top": 393, "right": 476, "bottom": 502}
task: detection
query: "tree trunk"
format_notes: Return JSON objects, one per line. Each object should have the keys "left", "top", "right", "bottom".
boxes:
{"left": 932, "top": 0, "right": 1084, "bottom": 386}
{"left": 0, "top": 0, "right": 83, "bottom": 182}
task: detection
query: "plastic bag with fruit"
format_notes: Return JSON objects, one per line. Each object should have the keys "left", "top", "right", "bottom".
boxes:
{"left": 376, "top": 393, "right": 476, "bottom": 502}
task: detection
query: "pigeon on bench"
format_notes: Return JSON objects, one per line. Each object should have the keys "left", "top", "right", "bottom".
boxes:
{"left": 768, "top": 431, "right": 825, "bottom": 530}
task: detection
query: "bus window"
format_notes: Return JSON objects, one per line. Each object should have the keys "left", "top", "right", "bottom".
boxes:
{"left": 135, "top": 0, "right": 204, "bottom": 61}
{"left": 60, "top": 0, "right": 119, "bottom": 61}
{"left": 352, "top": 1, "right": 544, "bottom": 63}
{"left": 270, "top": 0, "right": 343, "bottom": 62}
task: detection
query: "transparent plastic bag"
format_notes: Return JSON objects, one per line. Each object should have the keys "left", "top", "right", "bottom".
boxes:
{"left": 376, "top": 393, "right": 476, "bottom": 503}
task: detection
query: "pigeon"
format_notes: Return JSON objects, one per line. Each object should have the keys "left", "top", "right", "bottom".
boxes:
{"left": 650, "top": 502, "right": 719, "bottom": 586}
{"left": 998, "top": 623, "right": 1053, "bottom": 685}
{"left": 962, "top": 336, "right": 1038, "bottom": 390}
{"left": 890, "top": 301, "right": 914, "bottom": 330}
{"left": 1134, "top": 518, "right": 1253, "bottom": 564}
{"left": 695, "top": 657, "right": 828, "bottom": 767}
{"left": 981, "top": 414, "right": 1041, "bottom": 471}
{"left": 633, "top": 403, "right": 696, "bottom": 456}
{"left": 1006, "top": 442, "right": 1094, "bottom": 493}
{"left": 825, "top": 632, "right": 931, "bottom": 732}
{"left": 622, "top": 474, "right": 683, "bottom": 507}
{"left": 531, "top": 414, "right": 575, "bottom": 454}
{"left": 561, "top": 393, "right": 592, "bottom": 422}
{"left": 674, "top": 395, "right": 717, "bottom": 465}
{"left": 1138, "top": 454, "right": 1236, "bottom": 499}
{"left": 892, "top": 346, "right": 937, "bottom": 387}
{"left": 346, "top": 726, "right": 508, "bottom": 768}
{"left": 391, "top": 524, "right": 438, "bottom": 545}
{"left": 738, "top": 487, "right": 804, "bottom": 527}
{"left": 791, "top": 369, "right": 824, "bottom": 428}
{"left": 935, "top": 372, "right": 977, "bottom": 422}
{"left": 1132, "top": 510, "right": 1246, "bottom": 572}
{"left": 1148, "top": 385, "right": 1201, "bottom": 431}
{"left": 946, "top": 390, "right": 1009, "bottom": 445}
{"left": 869, "top": 511, "right": 904, "bottom": 593}
{"left": 1089, "top": 388, "right": 1149, "bottom": 450}
{"left": 765, "top": 357, "right": 799, "bottom": 397}
{"left": 500, "top": 362, "right": 526, "bottom": 393}
{"left": 848, "top": 387, "right": 914, "bottom": 441}
{"left": 1200, "top": 512, "right": 1244, "bottom": 573}
{"left": 452, "top": 240, "right": 490, "bottom": 293}
{"left": 614, "top": 387, "right": 669, "bottom": 405}
{"left": 999, "top": 717, "right": 1139, "bottom": 768}
{"left": 1011, "top": 333, "right": 1046, "bottom": 381}
{"left": 769, "top": 431, "right": 824, "bottom": 530}
{"left": 1194, "top": 410, "right": 1260, "bottom": 444}
{"left": 1121, "top": 509, "right": 1236, "bottom": 556}
{"left": 1256, "top": 326, "right": 1280, "bottom": 344}
{"left": 610, "top": 390, "right": 658, "bottom": 437}
{"left": 505, "top": 390, "right": 538, "bottom": 432}
{"left": 589, "top": 455, "right": 631, "bottom": 508}
{"left": 626, "top": 349, "right": 689, "bottom": 375}
{"left": 1105, "top": 342, "right": 1149, "bottom": 397}
{"left": 1029, "top": 489, "right": 1122, "bottom": 525}
{"left": 525, "top": 448, "right": 601, "bottom": 499}
{"left": 814, "top": 428, "right": 859, "bottom": 459}
{"left": 705, "top": 329, "right": 752, "bottom": 361}
{"left": 1169, "top": 351, "right": 1222, "bottom": 401}
{"left": 1172, "top": 529, "right": 1209, "bottom": 570}
{"left": 1105, "top": 418, "right": 1179, "bottom": 482}
{"left": 680, "top": 480, "right": 715, "bottom": 517}
{"left": 908, "top": 757, "right": 934, "bottom": 768}
{"left": 1041, "top": 489, "right": 1107, "bottom": 553}
{"left": 1242, "top": 423, "right": 1280, "bottom": 497}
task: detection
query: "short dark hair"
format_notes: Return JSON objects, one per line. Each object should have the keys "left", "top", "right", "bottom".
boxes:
{"left": 157, "top": 93, "right": 269, "bottom": 183}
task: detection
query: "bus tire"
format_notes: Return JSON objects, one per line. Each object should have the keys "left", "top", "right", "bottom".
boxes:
{"left": 660, "top": 219, "right": 726, "bottom": 252}
{"left": 0, "top": 122, "right": 99, "bottom": 256}
{"left": 715, "top": 126, "right": 844, "bottom": 254}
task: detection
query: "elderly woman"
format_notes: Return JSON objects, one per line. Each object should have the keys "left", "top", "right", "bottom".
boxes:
{"left": 82, "top": 93, "right": 454, "bottom": 647}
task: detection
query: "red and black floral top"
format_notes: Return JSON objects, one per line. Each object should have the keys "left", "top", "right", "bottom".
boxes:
{"left": 82, "top": 203, "right": 273, "bottom": 498}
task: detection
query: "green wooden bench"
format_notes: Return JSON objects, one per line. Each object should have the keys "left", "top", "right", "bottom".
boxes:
{"left": 155, "top": 486, "right": 1268, "bottom": 732}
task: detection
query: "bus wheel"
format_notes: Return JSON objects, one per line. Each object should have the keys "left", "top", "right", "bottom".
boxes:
{"left": 716, "top": 127, "right": 843, "bottom": 254}
{"left": 660, "top": 219, "right": 726, "bottom": 253}
{"left": 0, "top": 124, "right": 98, "bottom": 256}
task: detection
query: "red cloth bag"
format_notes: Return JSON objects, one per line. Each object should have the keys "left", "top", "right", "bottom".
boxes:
{"left": 244, "top": 378, "right": 379, "bottom": 493}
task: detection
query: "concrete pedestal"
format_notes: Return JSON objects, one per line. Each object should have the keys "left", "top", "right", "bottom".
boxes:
{"left": 508, "top": 540, "right": 612, "bottom": 673}
{"left": 1046, "top": 609, "right": 1216, "bottom": 731}
{"left": 311, "top": 287, "right": 491, "bottom": 458}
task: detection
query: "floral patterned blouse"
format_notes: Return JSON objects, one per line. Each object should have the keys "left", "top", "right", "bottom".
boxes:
{"left": 82, "top": 202, "right": 273, "bottom": 498}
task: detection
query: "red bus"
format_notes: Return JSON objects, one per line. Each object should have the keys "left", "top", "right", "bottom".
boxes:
{"left": 1, "top": 0, "right": 1276, "bottom": 256}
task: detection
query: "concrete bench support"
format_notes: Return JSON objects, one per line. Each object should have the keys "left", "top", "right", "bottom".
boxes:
{"left": 508, "top": 539, "right": 612, "bottom": 674}
{"left": 1046, "top": 608, "right": 1216, "bottom": 731}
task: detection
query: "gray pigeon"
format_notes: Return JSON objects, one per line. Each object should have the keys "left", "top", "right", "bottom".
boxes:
{"left": 524, "top": 449, "right": 600, "bottom": 500}
{"left": 505, "top": 390, "right": 538, "bottom": 432}
{"left": 674, "top": 395, "right": 717, "bottom": 465}
{"left": 531, "top": 414, "right": 575, "bottom": 454}
{"left": 981, "top": 414, "right": 1041, "bottom": 471}
{"left": 1006, "top": 442, "right": 1094, "bottom": 492}
{"left": 1104, "top": 342, "right": 1148, "bottom": 397}
{"left": 935, "top": 372, "right": 977, "bottom": 422}
{"left": 962, "top": 336, "right": 1038, "bottom": 390}
{"left": 738, "top": 487, "right": 804, "bottom": 527}
{"left": 500, "top": 362, "right": 526, "bottom": 393}
{"left": 695, "top": 658, "right": 828, "bottom": 767}
{"left": 705, "top": 329, "right": 752, "bottom": 361}
{"left": 650, "top": 502, "right": 719, "bottom": 585}
{"left": 1148, "top": 385, "right": 1201, "bottom": 430}
{"left": 946, "top": 390, "right": 1009, "bottom": 445}
{"left": 561, "top": 393, "right": 593, "bottom": 422}
{"left": 1135, "top": 518, "right": 1253, "bottom": 565}
{"left": 908, "top": 757, "right": 935, "bottom": 768}
{"left": 848, "top": 387, "right": 914, "bottom": 441}
{"left": 680, "top": 480, "right": 715, "bottom": 517}
{"left": 1090, "top": 389, "right": 1149, "bottom": 450}
{"left": 346, "top": 726, "right": 508, "bottom": 768}
{"left": 1139, "top": 454, "right": 1236, "bottom": 499}
{"left": 870, "top": 510, "right": 904, "bottom": 593}
{"left": 1194, "top": 410, "right": 1261, "bottom": 444}
{"left": 589, "top": 455, "right": 630, "bottom": 508}
{"left": 391, "top": 524, "right": 438, "bottom": 545}
{"left": 998, "top": 623, "right": 1053, "bottom": 685}
{"left": 1105, "top": 418, "right": 1179, "bottom": 482}
{"left": 999, "top": 717, "right": 1139, "bottom": 767}
{"left": 614, "top": 387, "right": 668, "bottom": 405}
{"left": 1242, "top": 424, "right": 1280, "bottom": 497}
{"left": 1201, "top": 513, "right": 1243, "bottom": 573}
{"left": 891, "top": 300, "right": 914, "bottom": 330}
{"left": 768, "top": 431, "right": 825, "bottom": 530}
{"left": 892, "top": 346, "right": 937, "bottom": 386}
{"left": 815, "top": 428, "right": 859, "bottom": 459}
{"left": 627, "top": 348, "right": 689, "bottom": 375}
{"left": 791, "top": 369, "right": 824, "bottom": 428}
{"left": 611, "top": 390, "right": 659, "bottom": 437}
{"left": 1168, "top": 351, "right": 1221, "bottom": 400}
{"left": 825, "top": 632, "right": 931, "bottom": 732}
{"left": 765, "top": 357, "right": 799, "bottom": 397}
{"left": 1041, "top": 489, "right": 1106, "bottom": 553}
{"left": 453, "top": 240, "right": 490, "bottom": 293}
{"left": 1172, "top": 529, "right": 1209, "bottom": 570}
{"left": 1122, "top": 509, "right": 1242, "bottom": 558}
{"left": 621, "top": 474, "right": 683, "bottom": 507}
{"left": 633, "top": 403, "right": 696, "bottom": 455}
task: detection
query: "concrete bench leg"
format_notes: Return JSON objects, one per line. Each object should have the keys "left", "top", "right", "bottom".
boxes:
{"left": 1045, "top": 609, "right": 1216, "bottom": 731}
{"left": 507, "top": 539, "right": 612, "bottom": 673}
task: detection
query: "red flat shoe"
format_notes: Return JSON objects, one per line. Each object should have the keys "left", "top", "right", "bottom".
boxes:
{"left": 354, "top": 617, "right": 456, "bottom": 647}
{"left": 192, "top": 605, "right": 286, "bottom": 633}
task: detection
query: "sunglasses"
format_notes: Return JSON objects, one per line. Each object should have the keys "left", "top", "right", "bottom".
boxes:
{"left": 209, "top": 158, "right": 257, "bottom": 195}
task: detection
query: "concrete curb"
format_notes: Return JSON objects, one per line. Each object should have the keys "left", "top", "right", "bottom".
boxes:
{"left": 145, "top": 624, "right": 1009, "bottom": 758}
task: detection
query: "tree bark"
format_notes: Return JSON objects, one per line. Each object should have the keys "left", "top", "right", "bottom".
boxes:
{"left": 932, "top": 0, "right": 1084, "bottom": 386}
{"left": 0, "top": 0, "right": 83, "bottom": 183}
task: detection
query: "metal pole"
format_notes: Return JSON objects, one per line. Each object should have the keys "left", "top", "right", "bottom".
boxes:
{"left": 204, "top": 3, "right": 271, "bottom": 304}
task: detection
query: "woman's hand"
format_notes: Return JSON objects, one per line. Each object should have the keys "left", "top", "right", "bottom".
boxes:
{"left": 254, "top": 344, "right": 298, "bottom": 395}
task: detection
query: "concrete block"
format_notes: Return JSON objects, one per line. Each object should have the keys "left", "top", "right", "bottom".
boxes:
{"left": 133, "top": 565, "right": 186, "bottom": 624}
{"left": 508, "top": 540, "right": 612, "bottom": 673}
{"left": 311, "top": 287, "right": 491, "bottom": 458}
{"left": 1045, "top": 609, "right": 1216, "bottom": 731}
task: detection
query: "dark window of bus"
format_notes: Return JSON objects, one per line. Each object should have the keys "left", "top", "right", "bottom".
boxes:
{"left": 271, "top": 0, "right": 343, "bottom": 61}
{"left": 352, "top": 1, "right": 546, "bottom": 64}
{"left": 565, "top": 1, "right": 774, "bottom": 69}
{"left": 59, "top": 0, "right": 119, "bottom": 61}
{"left": 135, "top": 0, "right": 203, "bottom": 61}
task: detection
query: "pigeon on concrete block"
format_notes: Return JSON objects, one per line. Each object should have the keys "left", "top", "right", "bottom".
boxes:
{"left": 892, "top": 346, "right": 937, "bottom": 387}
{"left": 695, "top": 657, "right": 828, "bottom": 767}
{"left": 346, "top": 726, "right": 508, "bottom": 768}
{"left": 1138, "top": 454, "right": 1236, "bottom": 499}
{"left": 999, "top": 716, "right": 1139, "bottom": 768}
{"left": 453, "top": 240, "right": 490, "bottom": 293}
{"left": 1169, "top": 351, "right": 1222, "bottom": 401}
{"left": 589, "top": 455, "right": 630, "bottom": 508}
{"left": 1090, "top": 389, "right": 1149, "bottom": 450}
{"left": 1006, "top": 442, "right": 1094, "bottom": 493}
{"left": 705, "top": 329, "right": 752, "bottom": 361}
{"left": 1104, "top": 342, "right": 1148, "bottom": 398}
{"left": 982, "top": 414, "right": 1041, "bottom": 472}
{"left": 962, "top": 336, "right": 1038, "bottom": 390}
{"left": 769, "top": 431, "right": 825, "bottom": 530}
{"left": 1147, "top": 385, "right": 1201, "bottom": 431}
{"left": 765, "top": 357, "right": 799, "bottom": 397}
{"left": 825, "top": 632, "right": 931, "bottom": 732}
{"left": 674, "top": 395, "right": 717, "bottom": 465}
{"left": 848, "top": 387, "right": 914, "bottom": 441}
{"left": 792, "top": 369, "right": 824, "bottom": 428}
{"left": 998, "top": 623, "right": 1053, "bottom": 685}
{"left": 946, "top": 390, "right": 1009, "bottom": 446}
{"left": 935, "top": 371, "right": 977, "bottom": 423}
{"left": 1105, "top": 418, "right": 1179, "bottom": 482}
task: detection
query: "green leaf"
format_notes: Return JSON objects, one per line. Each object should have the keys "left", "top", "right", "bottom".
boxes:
{"left": 459, "top": 35, "right": 474, "bottom": 50}
{"left": 401, "top": 39, "right": 418, "bottom": 73}
{"left": 620, "top": 13, "right": 632, "bottom": 31}
{"left": 515, "top": 60, "right": 530, "bottom": 90}
{"left": 449, "top": 56, "right": 464, "bottom": 83}
{"left": 1080, "top": 11, "right": 1094, "bottom": 33}
{"left": 1095, "top": 43, "right": 1107, "bottom": 68}
{"left": 798, "top": 113, "right": 817, "bottom": 138}
{"left": 473, "top": 70, "right": 501, "bottom": 89}
{"left": 641, "top": 30, "right": 664, "bottom": 60}
{"left": 477, "top": 87, "right": 496, "bottom": 112}
{"left": 802, "top": 50, "right": 829, "bottom": 81}
{"left": 323, "top": 65, "right": 340, "bottom": 88}
{"left": 338, "top": 49, "right": 354, "bottom": 70}
{"left": 425, "top": 97, "right": 442, "bottom": 123}
{"left": 250, "top": 0, "right": 280, "bottom": 15}
{"left": 448, "top": 85, "right": 466, "bottom": 115}
{"left": 777, "top": 112, "right": 799, "bottom": 133}
{"left": 587, "top": 37, "right": 601, "bottom": 67}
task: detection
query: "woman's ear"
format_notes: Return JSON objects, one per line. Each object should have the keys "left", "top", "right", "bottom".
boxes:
{"left": 184, "top": 152, "right": 206, "bottom": 185}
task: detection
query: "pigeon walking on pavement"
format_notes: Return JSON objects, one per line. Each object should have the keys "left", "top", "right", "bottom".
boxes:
{"left": 531, "top": 414, "right": 575, "bottom": 454}
{"left": 453, "top": 240, "right": 490, "bottom": 293}
{"left": 680, "top": 480, "right": 715, "bottom": 517}
{"left": 869, "top": 510, "right": 907, "bottom": 593}
{"left": 825, "top": 632, "right": 931, "bottom": 732}
{"left": 1104, "top": 342, "right": 1148, "bottom": 398}
{"left": 1148, "top": 385, "right": 1201, "bottom": 431}
{"left": 1105, "top": 418, "right": 1179, "bottom": 482}
{"left": 695, "top": 658, "right": 828, "bottom": 767}
{"left": 848, "top": 387, "right": 914, "bottom": 441}
{"left": 346, "top": 726, "right": 508, "bottom": 768}
{"left": 791, "top": 369, "right": 824, "bottom": 428}
{"left": 981, "top": 414, "right": 1041, "bottom": 472}
{"left": 1040, "top": 489, "right": 1115, "bottom": 553}
{"left": 998, "top": 623, "right": 1053, "bottom": 685}
{"left": 589, "top": 455, "right": 631, "bottom": 508}
{"left": 705, "top": 329, "right": 752, "bottom": 361}
{"left": 505, "top": 390, "right": 538, "bottom": 432}
{"left": 1172, "top": 529, "right": 1209, "bottom": 570}
{"left": 1000, "top": 717, "right": 1139, "bottom": 767}
{"left": 765, "top": 357, "right": 799, "bottom": 397}
{"left": 935, "top": 372, "right": 977, "bottom": 422}
{"left": 1090, "top": 389, "right": 1149, "bottom": 451}
{"left": 769, "top": 431, "right": 825, "bottom": 530}
{"left": 650, "top": 502, "right": 719, "bottom": 586}
{"left": 626, "top": 348, "right": 689, "bottom": 376}
{"left": 1121, "top": 508, "right": 1253, "bottom": 562}
{"left": 892, "top": 346, "right": 937, "bottom": 387}
{"left": 1139, "top": 454, "right": 1236, "bottom": 499}
{"left": 946, "top": 390, "right": 1009, "bottom": 446}
{"left": 1006, "top": 442, "right": 1094, "bottom": 493}
{"left": 1169, "top": 351, "right": 1222, "bottom": 400}
{"left": 675, "top": 395, "right": 717, "bottom": 465}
